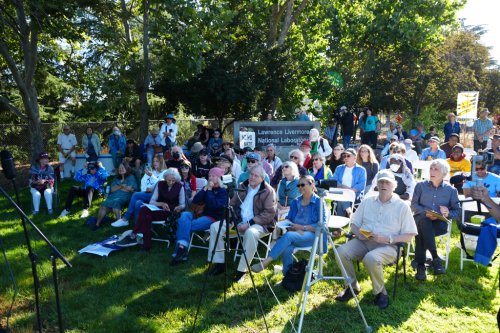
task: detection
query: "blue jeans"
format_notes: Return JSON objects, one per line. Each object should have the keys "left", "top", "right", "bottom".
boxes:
{"left": 343, "top": 135, "right": 352, "bottom": 148}
{"left": 123, "top": 192, "right": 153, "bottom": 223}
{"left": 269, "top": 230, "right": 315, "bottom": 274}
{"left": 176, "top": 212, "right": 214, "bottom": 248}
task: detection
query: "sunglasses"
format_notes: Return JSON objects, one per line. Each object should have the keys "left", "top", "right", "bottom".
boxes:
{"left": 247, "top": 159, "right": 257, "bottom": 163}
{"left": 476, "top": 167, "right": 486, "bottom": 170}
{"left": 297, "top": 183, "right": 310, "bottom": 188}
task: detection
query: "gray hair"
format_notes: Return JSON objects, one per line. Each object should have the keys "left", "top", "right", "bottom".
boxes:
{"left": 311, "top": 152, "right": 325, "bottom": 162}
{"left": 430, "top": 159, "right": 450, "bottom": 176}
{"left": 163, "top": 167, "right": 181, "bottom": 182}
{"left": 288, "top": 149, "right": 304, "bottom": 163}
{"left": 171, "top": 146, "right": 183, "bottom": 154}
{"left": 282, "top": 161, "right": 299, "bottom": 178}
{"left": 249, "top": 165, "right": 266, "bottom": 180}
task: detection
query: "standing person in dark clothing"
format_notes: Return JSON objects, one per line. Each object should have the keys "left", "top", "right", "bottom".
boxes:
{"left": 340, "top": 106, "right": 355, "bottom": 148}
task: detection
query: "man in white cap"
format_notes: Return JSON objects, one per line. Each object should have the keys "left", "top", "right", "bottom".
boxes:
{"left": 473, "top": 108, "right": 493, "bottom": 152}
{"left": 335, "top": 169, "right": 417, "bottom": 309}
{"left": 420, "top": 136, "right": 446, "bottom": 160}
{"left": 403, "top": 139, "right": 419, "bottom": 166}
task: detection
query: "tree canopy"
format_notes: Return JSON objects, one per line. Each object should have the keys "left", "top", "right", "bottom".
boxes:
{"left": 1, "top": 0, "right": 498, "bottom": 160}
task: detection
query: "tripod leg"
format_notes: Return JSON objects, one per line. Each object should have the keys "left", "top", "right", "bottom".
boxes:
{"left": 234, "top": 227, "right": 269, "bottom": 332}
{"left": 51, "top": 255, "right": 64, "bottom": 333}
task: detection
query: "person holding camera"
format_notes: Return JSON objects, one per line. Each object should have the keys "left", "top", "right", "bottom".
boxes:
{"left": 207, "top": 165, "right": 276, "bottom": 281}
{"left": 59, "top": 161, "right": 109, "bottom": 218}
{"left": 171, "top": 167, "right": 228, "bottom": 265}
{"left": 159, "top": 114, "right": 178, "bottom": 151}
{"left": 463, "top": 159, "right": 500, "bottom": 198}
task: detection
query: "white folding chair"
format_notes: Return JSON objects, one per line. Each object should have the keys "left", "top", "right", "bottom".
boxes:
{"left": 195, "top": 178, "right": 207, "bottom": 192}
{"left": 233, "top": 231, "right": 273, "bottom": 263}
{"left": 406, "top": 216, "right": 453, "bottom": 270}
{"left": 326, "top": 188, "right": 356, "bottom": 237}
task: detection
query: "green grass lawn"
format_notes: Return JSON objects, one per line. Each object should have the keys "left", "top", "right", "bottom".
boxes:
{"left": 0, "top": 179, "right": 499, "bottom": 332}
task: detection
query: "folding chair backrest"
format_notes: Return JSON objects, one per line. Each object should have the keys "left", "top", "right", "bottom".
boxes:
{"left": 196, "top": 178, "right": 208, "bottom": 191}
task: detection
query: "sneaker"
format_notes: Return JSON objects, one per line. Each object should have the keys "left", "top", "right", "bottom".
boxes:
{"left": 80, "top": 209, "right": 89, "bottom": 218}
{"left": 111, "top": 219, "right": 129, "bottom": 227}
{"left": 170, "top": 246, "right": 188, "bottom": 266}
{"left": 432, "top": 257, "right": 446, "bottom": 275}
{"left": 116, "top": 235, "right": 139, "bottom": 247}
{"left": 59, "top": 209, "right": 70, "bottom": 218}
{"left": 415, "top": 264, "right": 427, "bottom": 281}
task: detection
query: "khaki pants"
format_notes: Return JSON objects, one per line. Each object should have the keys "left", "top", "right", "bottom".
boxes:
{"left": 208, "top": 221, "right": 266, "bottom": 272}
{"left": 336, "top": 238, "right": 397, "bottom": 295}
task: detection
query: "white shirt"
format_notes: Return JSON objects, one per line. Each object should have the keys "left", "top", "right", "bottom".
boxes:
{"left": 57, "top": 133, "right": 77, "bottom": 150}
{"left": 240, "top": 185, "right": 259, "bottom": 223}
{"left": 159, "top": 122, "right": 178, "bottom": 146}
{"left": 342, "top": 165, "right": 354, "bottom": 187}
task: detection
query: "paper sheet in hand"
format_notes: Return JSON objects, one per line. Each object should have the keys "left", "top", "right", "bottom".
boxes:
{"left": 142, "top": 203, "right": 162, "bottom": 211}
{"left": 78, "top": 235, "right": 122, "bottom": 257}
{"left": 425, "top": 210, "right": 451, "bottom": 224}
{"left": 277, "top": 219, "right": 293, "bottom": 230}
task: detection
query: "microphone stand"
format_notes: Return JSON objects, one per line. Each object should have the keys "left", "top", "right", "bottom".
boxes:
{"left": 0, "top": 183, "right": 71, "bottom": 333}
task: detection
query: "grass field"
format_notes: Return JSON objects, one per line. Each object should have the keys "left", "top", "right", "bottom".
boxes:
{"left": 0, "top": 179, "right": 499, "bottom": 333}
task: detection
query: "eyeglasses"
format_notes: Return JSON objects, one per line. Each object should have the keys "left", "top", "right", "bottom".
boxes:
{"left": 333, "top": 148, "right": 344, "bottom": 151}
{"left": 297, "top": 183, "right": 310, "bottom": 188}
{"left": 247, "top": 159, "right": 257, "bottom": 163}
{"left": 476, "top": 167, "right": 486, "bottom": 170}
{"left": 290, "top": 156, "right": 299, "bottom": 160}
{"left": 283, "top": 165, "right": 290, "bottom": 169}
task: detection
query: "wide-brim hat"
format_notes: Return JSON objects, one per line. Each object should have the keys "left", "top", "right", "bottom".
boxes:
{"left": 165, "top": 113, "right": 176, "bottom": 121}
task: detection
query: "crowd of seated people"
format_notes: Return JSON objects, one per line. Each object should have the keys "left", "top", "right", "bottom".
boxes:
{"left": 31, "top": 109, "right": 500, "bottom": 311}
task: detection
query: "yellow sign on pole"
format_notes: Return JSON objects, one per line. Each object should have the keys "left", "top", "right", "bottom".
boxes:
{"left": 456, "top": 91, "right": 479, "bottom": 120}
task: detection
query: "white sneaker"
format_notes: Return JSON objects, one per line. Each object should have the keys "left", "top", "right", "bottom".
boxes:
{"left": 80, "top": 209, "right": 89, "bottom": 218}
{"left": 111, "top": 219, "right": 129, "bottom": 227}
{"left": 59, "top": 209, "right": 69, "bottom": 218}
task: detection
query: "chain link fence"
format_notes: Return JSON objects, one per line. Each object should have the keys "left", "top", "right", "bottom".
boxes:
{"left": 0, "top": 119, "right": 235, "bottom": 166}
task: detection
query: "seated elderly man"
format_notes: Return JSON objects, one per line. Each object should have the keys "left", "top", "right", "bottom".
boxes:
{"left": 335, "top": 170, "right": 417, "bottom": 309}
{"left": 411, "top": 159, "right": 460, "bottom": 280}
{"left": 207, "top": 165, "right": 276, "bottom": 282}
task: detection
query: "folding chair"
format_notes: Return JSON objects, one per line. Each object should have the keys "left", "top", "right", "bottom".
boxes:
{"left": 406, "top": 217, "right": 453, "bottom": 270}
{"left": 195, "top": 178, "right": 207, "bottom": 192}
{"left": 326, "top": 188, "right": 356, "bottom": 238}
{"left": 233, "top": 231, "right": 272, "bottom": 263}
{"left": 457, "top": 198, "right": 500, "bottom": 270}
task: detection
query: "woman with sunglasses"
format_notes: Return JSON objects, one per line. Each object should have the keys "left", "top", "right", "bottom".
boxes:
{"left": 179, "top": 160, "right": 197, "bottom": 207}
{"left": 308, "top": 152, "right": 334, "bottom": 185}
{"left": 271, "top": 149, "right": 307, "bottom": 187}
{"left": 356, "top": 144, "right": 379, "bottom": 191}
{"left": 277, "top": 161, "right": 300, "bottom": 209}
{"left": 328, "top": 143, "right": 345, "bottom": 174}
{"left": 251, "top": 175, "right": 328, "bottom": 275}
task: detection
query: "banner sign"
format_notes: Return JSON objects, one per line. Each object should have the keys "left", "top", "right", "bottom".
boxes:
{"left": 235, "top": 121, "right": 320, "bottom": 148}
{"left": 456, "top": 91, "right": 479, "bottom": 120}
{"left": 239, "top": 131, "right": 255, "bottom": 149}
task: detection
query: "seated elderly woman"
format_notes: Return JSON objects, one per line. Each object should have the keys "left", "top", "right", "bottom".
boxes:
{"left": 111, "top": 156, "right": 166, "bottom": 227}
{"left": 308, "top": 152, "right": 333, "bottom": 184}
{"left": 251, "top": 175, "right": 327, "bottom": 275}
{"left": 29, "top": 152, "right": 55, "bottom": 215}
{"left": 91, "top": 162, "right": 138, "bottom": 230}
{"left": 379, "top": 153, "right": 415, "bottom": 201}
{"left": 116, "top": 168, "right": 185, "bottom": 250}
{"left": 170, "top": 167, "right": 228, "bottom": 265}
{"left": 277, "top": 161, "right": 300, "bottom": 209}
{"left": 271, "top": 149, "right": 307, "bottom": 187}
{"left": 411, "top": 159, "right": 460, "bottom": 280}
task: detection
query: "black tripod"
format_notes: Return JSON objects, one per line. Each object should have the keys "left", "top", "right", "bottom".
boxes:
{"left": 0, "top": 151, "right": 71, "bottom": 332}
{"left": 191, "top": 204, "right": 269, "bottom": 332}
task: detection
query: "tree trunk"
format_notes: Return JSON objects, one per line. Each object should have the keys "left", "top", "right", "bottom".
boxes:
{"left": 139, "top": 0, "right": 151, "bottom": 142}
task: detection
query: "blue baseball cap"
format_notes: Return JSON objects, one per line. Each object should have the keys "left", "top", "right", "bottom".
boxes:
{"left": 246, "top": 152, "right": 261, "bottom": 162}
